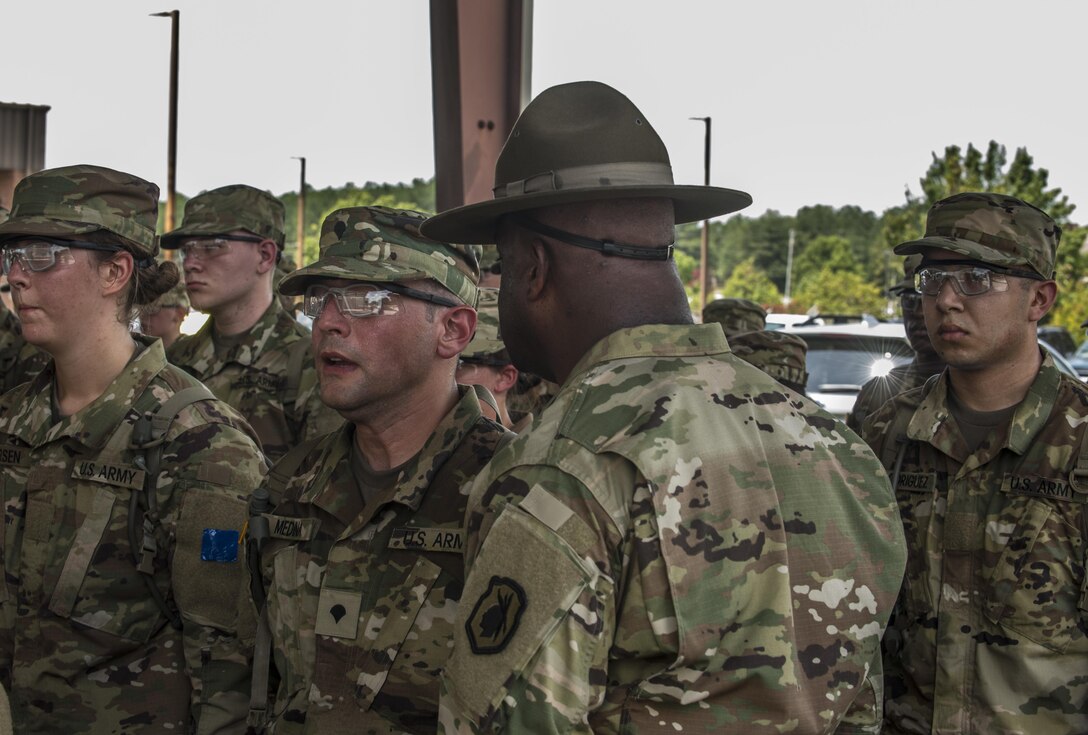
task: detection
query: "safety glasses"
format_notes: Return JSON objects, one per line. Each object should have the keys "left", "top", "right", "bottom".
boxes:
{"left": 303, "top": 282, "right": 459, "bottom": 319}
{"left": 1, "top": 239, "right": 121, "bottom": 275}
{"left": 178, "top": 235, "right": 265, "bottom": 261}
{"left": 915, "top": 260, "right": 1043, "bottom": 297}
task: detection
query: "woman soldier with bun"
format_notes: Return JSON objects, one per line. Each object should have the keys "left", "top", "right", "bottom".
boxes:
{"left": 0, "top": 165, "right": 265, "bottom": 734}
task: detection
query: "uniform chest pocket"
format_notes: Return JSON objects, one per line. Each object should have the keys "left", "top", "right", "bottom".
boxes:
{"left": 984, "top": 496, "right": 1086, "bottom": 653}
{"left": 895, "top": 469, "right": 940, "bottom": 619}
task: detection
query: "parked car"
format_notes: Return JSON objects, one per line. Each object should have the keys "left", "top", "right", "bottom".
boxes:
{"left": 785, "top": 322, "right": 915, "bottom": 419}
{"left": 1038, "top": 326, "right": 1076, "bottom": 357}
{"left": 1067, "top": 339, "right": 1088, "bottom": 378}
{"left": 764, "top": 313, "right": 812, "bottom": 331}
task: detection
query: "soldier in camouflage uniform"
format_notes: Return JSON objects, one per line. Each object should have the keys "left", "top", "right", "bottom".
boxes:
{"left": 859, "top": 193, "right": 1088, "bottom": 734}
{"left": 702, "top": 297, "right": 767, "bottom": 336}
{"left": 162, "top": 185, "right": 341, "bottom": 461}
{"left": 847, "top": 255, "right": 944, "bottom": 433}
{"left": 139, "top": 276, "right": 190, "bottom": 349}
{"left": 0, "top": 207, "right": 48, "bottom": 394}
{"left": 247, "top": 206, "right": 512, "bottom": 733}
{"left": 730, "top": 328, "right": 809, "bottom": 395}
{"left": 421, "top": 81, "right": 906, "bottom": 734}
{"left": 455, "top": 288, "right": 530, "bottom": 432}
{"left": 0, "top": 165, "right": 266, "bottom": 733}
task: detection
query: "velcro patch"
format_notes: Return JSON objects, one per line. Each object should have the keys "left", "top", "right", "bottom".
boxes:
{"left": 71, "top": 460, "right": 145, "bottom": 491}
{"left": 387, "top": 526, "right": 465, "bottom": 554}
{"left": 1003, "top": 473, "right": 1088, "bottom": 504}
{"left": 201, "top": 528, "right": 240, "bottom": 562}
{"left": 465, "top": 576, "right": 527, "bottom": 654}
{"left": 231, "top": 373, "right": 286, "bottom": 392}
{"left": 265, "top": 514, "right": 320, "bottom": 541}
{"left": 896, "top": 471, "right": 936, "bottom": 493}
{"left": 0, "top": 444, "right": 28, "bottom": 467}
{"left": 314, "top": 587, "right": 362, "bottom": 639}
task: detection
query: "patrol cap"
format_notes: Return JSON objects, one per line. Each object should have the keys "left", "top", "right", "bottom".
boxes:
{"left": 420, "top": 81, "right": 752, "bottom": 244}
{"left": 161, "top": 184, "right": 286, "bottom": 249}
{"left": 0, "top": 164, "right": 160, "bottom": 258}
{"left": 463, "top": 288, "right": 507, "bottom": 359}
{"left": 279, "top": 206, "right": 480, "bottom": 307}
{"left": 152, "top": 278, "right": 191, "bottom": 310}
{"left": 895, "top": 192, "right": 1060, "bottom": 279}
{"left": 731, "top": 330, "right": 809, "bottom": 391}
{"left": 889, "top": 255, "right": 923, "bottom": 296}
{"left": 702, "top": 298, "right": 767, "bottom": 337}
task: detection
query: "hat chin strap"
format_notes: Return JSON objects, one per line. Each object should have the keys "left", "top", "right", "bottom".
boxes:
{"left": 510, "top": 215, "right": 673, "bottom": 262}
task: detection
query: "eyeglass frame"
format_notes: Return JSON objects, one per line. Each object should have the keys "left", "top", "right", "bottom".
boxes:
{"left": 303, "top": 280, "right": 460, "bottom": 319}
{"left": 1, "top": 238, "right": 123, "bottom": 276}
{"left": 914, "top": 259, "right": 1045, "bottom": 297}
{"left": 177, "top": 234, "right": 267, "bottom": 261}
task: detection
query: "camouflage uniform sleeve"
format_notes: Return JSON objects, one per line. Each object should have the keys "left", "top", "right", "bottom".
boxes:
{"left": 439, "top": 464, "right": 619, "bottom": 734}
{"left": 162, "top": 415, "right": 267, "bottom": 735}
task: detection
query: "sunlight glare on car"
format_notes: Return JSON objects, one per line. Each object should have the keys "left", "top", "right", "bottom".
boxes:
{"left": 869, "top": 354, "right": 896, "bottom": 379}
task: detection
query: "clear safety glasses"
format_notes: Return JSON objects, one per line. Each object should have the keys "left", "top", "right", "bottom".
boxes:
{"left": 178, "top": 235, "right": 265, "bottom": 261}
{"left": 303, "top": 282, "right": 459, "bottom": 319}
{"left": 915, "top": 260, "right": 1043, "bottom": 297}
{"left": 1, "top": 239, "right": 121, "bottom": 275}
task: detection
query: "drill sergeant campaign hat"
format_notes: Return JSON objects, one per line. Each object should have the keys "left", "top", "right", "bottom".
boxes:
{"left": 0, "top": 164, "right": 160, "bottom": 258}
{"left": 462, "top": 288, "right": 507, "bottom": 360}
{"left": 161, "top": 184, "right": 286, "bottom": 249}
{"left": 702, "top": 298, "right": 767, "bottom": 337}
{"left": 420, "top": 81, "right": 753, "bottom": 246}
{"left": 895, "top": 192, "right": 1060, "bottom": 279}
{"left": 279, "top": 206, "right": 480, "bottom": 307}
{"left": 731, "top": 330, "right": 809, "bottom": 393}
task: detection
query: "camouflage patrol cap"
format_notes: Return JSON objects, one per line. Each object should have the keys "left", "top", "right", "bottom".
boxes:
{"left": 731, "top": 330, "right": 809, "bottom": 391}
{"left": 150, "top": 278, "right": 191, "bottom": 310}
{"left": 0, "top": 164, "right": 160, "bottom": 257}
{"left": 895, "top": 192, "right": 1060, "bottom": 279}
{"left": 463, "top": 288, "right": 507, "bottom": 359}
{"left": 278, "top": 206, "right": 480, "bottom": 306}
{"left": 702, "top": 298, "right": 767, "bottom": 337}
{"left": 889, "top": 254, "right": 923, "bottom": 295}
{"left": 161, "top": 184, "right": 286, "bottom": 249}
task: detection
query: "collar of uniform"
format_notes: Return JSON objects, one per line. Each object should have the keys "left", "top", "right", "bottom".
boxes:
{"left": 308, "top": 385, "right": 485, "bottom": 530}
{"left": 564, "top": 323, "right": 729, "bottom": 388}
{"left": 907, "top": 349, "right": 1060, "bottom": 459}
{"left": 170, "top": 298, "right": 290, "bottom": 372}
{"left": 3, "top": 335, "right": 167, "bottom": 450}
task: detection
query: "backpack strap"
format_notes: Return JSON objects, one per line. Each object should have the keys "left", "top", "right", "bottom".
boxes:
{"left": 130, "top": 384, "right": 217, "bottom": 631}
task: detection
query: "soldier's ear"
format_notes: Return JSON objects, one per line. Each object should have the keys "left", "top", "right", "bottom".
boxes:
{"left": 1028, "top": 280, "right": 1057, "bottom": 322}
{"left": 98, "top": 251, "right": 135, "bottom": 297}
{"left": 256, "top": 240, "right": 278, "bottom": 275}
{"left": 524, "top": 237, "right": 551, "bottom": 303}
{"left": 436, "top": 305, "right": 477, "bottom": 360}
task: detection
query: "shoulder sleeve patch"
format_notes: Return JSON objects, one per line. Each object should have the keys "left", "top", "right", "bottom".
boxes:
{"left": 465, "top": 576, "right": 527, "bottom": 654}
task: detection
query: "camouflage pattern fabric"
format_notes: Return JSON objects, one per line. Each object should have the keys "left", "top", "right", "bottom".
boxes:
{"left": 439, "top": 323, "right": 907, "bottom": 734}
{"left": 846, "top": 358, "right": 942, "bottom": 434}
{"left": 0, "top": 165, "right": 160, "bottom": 257}
{"left": 278, "top": 206, "right": 480, "bottom": 308}
{"left": 168, "top": 299, "right": 342, "bottom": 462}
{"left": 254, "top": 387, "right": 511, "bottom": 733}
{"left": 147, "top": 277, "right": 191, "bottom": 311}
{"left": 702, "top": 298, "right": 767, "bottom": 337}
{"left": 730, "top": 328, "right": 808, "bottom": 392}
{"left": 506, "top": 373, "right": 557, "bottom": 419}
{"left": 0, "top": 302, "right": 48, "bottom": 395}
{"left": 895, "top": 192, "right": 1060, "bottom": 279}
{"left": 0, "top": 337, "right": 266, "bottom": 733}
{"left": 161, "top": 184, "right": 286, "bottom": 248}
{"left": 463, "top": 288, "right": 504, "bottom": 359}
{"left": 860, "top": 355, "right": 1088, "bottom": 734}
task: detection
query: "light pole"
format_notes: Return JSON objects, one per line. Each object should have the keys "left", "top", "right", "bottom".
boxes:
{"left": 151, "top": 10, "right": 180, "bottom": 238}
{"left": 689, "top": 116, "right": 711, "bottom": 312}
{"left": 292, "top": 157, "right": 306, "bottom": 268}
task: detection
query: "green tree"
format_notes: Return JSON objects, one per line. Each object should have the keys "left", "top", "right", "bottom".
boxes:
{"left": 1048, "top": 226, "right": 1088, "bottom": 343}
{"left": 793, "top": 267, "right": 884, "bottom": 315}
{"left": 719, "top": 257, "right": 782, "bottom": 306}
{"left": 792, "top": 235, "right": 859, "bottom": 292}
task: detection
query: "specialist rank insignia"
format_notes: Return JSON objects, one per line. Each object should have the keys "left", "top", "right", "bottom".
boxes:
{"left": 465, "top": 575, "right": 527, "bottom": 655}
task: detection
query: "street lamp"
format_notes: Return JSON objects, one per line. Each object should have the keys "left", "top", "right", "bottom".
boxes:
{"left": 292, "top": 157, "right": 306, "bottom": 269}
{"left": 151, "top": 10, "right": 180, "bottom": 237}
{"left": 689, "top": 116, "right": 711, "bottom": 312}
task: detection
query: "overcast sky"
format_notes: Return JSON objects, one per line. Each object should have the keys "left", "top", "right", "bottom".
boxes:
{"left": 6, "top": 0, "right": 1086, "bottom": 220}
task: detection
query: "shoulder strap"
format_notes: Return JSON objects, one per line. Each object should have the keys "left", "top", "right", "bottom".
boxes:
{"left": 129, "top": 383, "right": 218, "bottom": 631}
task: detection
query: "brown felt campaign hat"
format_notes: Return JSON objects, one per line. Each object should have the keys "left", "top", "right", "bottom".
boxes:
{"left": 420, "top": 81, "right": 753, "bottom": 244}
